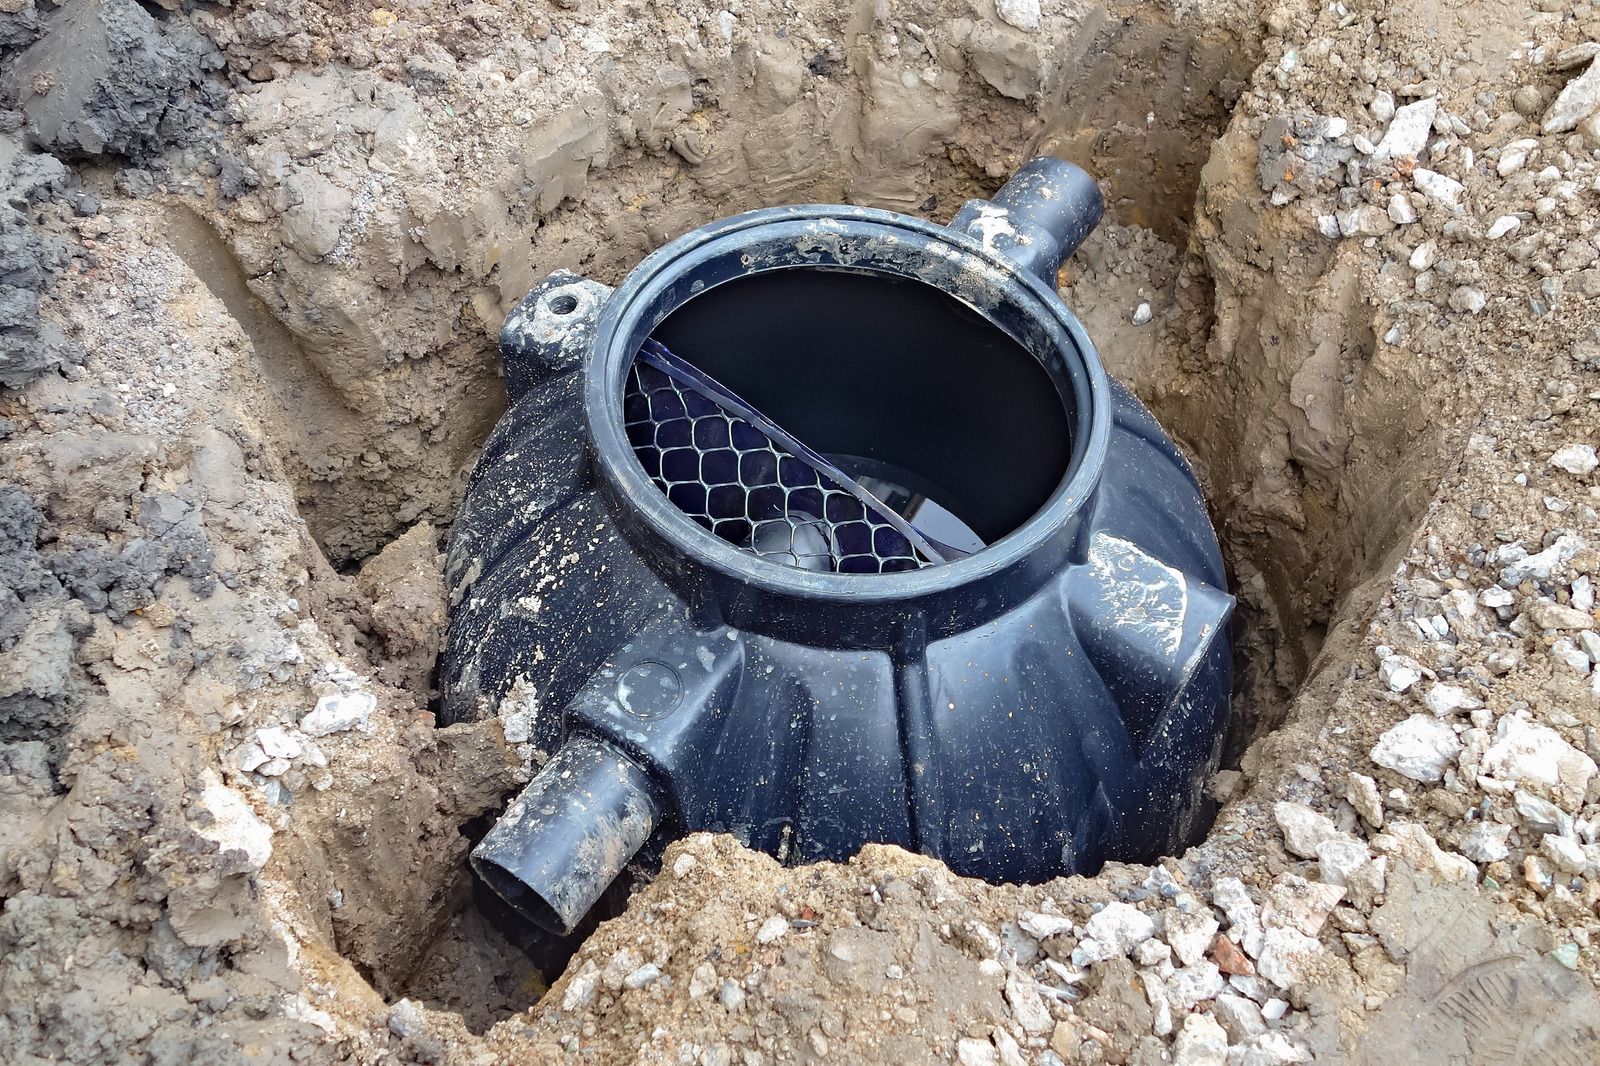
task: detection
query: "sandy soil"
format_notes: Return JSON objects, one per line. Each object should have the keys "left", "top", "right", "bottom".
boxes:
{"left": 3, "top": 0, "right": 1600, "bottom": 1063}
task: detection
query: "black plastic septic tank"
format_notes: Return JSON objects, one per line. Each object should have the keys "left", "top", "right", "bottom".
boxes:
{"left": 440, "top": 157, "right": 1234, "bottom": 935}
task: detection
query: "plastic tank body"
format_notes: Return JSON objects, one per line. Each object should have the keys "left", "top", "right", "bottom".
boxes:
{"left": 441, "top": 157, "right": 1234, "bottom": 935}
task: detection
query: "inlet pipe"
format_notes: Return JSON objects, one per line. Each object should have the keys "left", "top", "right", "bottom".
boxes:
{"left": 950, "top": 156, "right": 1105, "bottom": 283}
{"left": 471, "top": 734, "right": 662, "bottom": 934}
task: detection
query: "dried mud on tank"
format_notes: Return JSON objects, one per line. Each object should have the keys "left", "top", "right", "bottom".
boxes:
{"left": 3, "top": 0, "right": 1600, "bottom": 1064}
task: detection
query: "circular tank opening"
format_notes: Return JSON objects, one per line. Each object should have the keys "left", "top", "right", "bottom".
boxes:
{"left": 625, "top": 267, "right": 1075, "bottom": 573}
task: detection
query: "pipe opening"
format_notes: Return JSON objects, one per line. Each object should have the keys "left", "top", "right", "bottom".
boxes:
{"left": 625, "top": 268, "right": 1076, "bottom": 572}
{"left": 471, "top": 855, "right": 570, "bottom": 935}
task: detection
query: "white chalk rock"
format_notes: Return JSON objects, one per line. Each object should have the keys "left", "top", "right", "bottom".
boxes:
{"left": 1457, "top": 820, "right": 1511, "bottom": 863}
{"left": 1550, "top": 444, "right": 1598, "bottom": 476}
{"left": 1480, "top": 714, "right": 1597, "bottom": 807}
{"left": 1374, "top": 96, "right": 1437, "bottom": 159}
{"left": 1413, "top": 168, "right": 1464, "bottom": 211}
{"left": 301, "top": 690, "right": 377, "bottom": 736}
{"left": 1500, "top": 534, "right": 1587, "bottom": 585}
{"left": 1173, "top": 1011, "right": 1229, "bottom": 1066}
{"left": 994, "top": 0, "right": 1040, "bottom": 31}
{"left": 1423, "top": 683, "right": 1483, "bottom": 716}
{"left": 194, "top": 770, "right": 274, "bottom": 870}
{"left": 1075, "top": 901, "right": 1155, "bottom": 963}
{"left": 1371, "top": 715, "right": 1460, "bottom": 783}
{"left": 1164, "top": 908, "right": 1220, "bottom": 967}
{"left": 1544, "top": 56, "right": 1600, "bottom": 134}
{"left": 1378, "top": 654, "right": 1425, "bottom": 692}
{"left": 1274, "top": 801, "right": 1341, "bottom": 859}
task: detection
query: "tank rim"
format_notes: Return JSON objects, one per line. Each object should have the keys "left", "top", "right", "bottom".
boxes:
{"left": 583, "top": 204, "right": 1112, "bottom": 609}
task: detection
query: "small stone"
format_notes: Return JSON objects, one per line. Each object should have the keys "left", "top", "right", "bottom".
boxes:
{"left": 1133, "top": 937, "right": 1172, "bottom": 967}
{"left": 1212, "top": 993, "right": 1267, "bottom": 1043}
{"left": 1261, "top": 998, "right": 1289, "bottom": 1022}
{"left": 1526, "top": 598, "right": 1596, "bottom": 630}
{"left": 1552, "top": 942, "right": 1582, "bottom": 970}
{"left": 1050, "top": 1020, "right": 1077, "bottom": 1059}
{"left": 387, "top": 998, "right": 426, "bottom": 1038}
{"left": 1370, "top": 90, "right": 1396, "bottom": 122}
{"left": 1373, "top": 822, "right": 1477, "bottom": 883}
{"left": 1254, "top": 925, "right": 1322, "bottom": 990}
{"left": 1480, "top": 586, "right": 1516, "bottom": 612}
{"left": 1500, "top": 534, "right": 1587, "bottom": 585}
{"left": 1574, "top": 576, "right": 1596, "bottom": 613}
{"left": 1543, "top": 57, "right": 1600, "bottom": 134}
{"left": 1346, "top": 772, "right": 1384, "bottom": 828}
{"left": 1004, "top": 971, "right": 1052, "bottom": 1035}
{"left": 1314, "top": 214, "right": 1341, "bottom": 239}
{"left": 1141, "top": 971, "right": 1174, "bottom": 1037}
{"left": 755, "top": 916, "right": 789, "bottom": 945}
{"left": 1263, "top": 876, "right": 1344, "bottom": 937}
{"left": 1165, "top": 908, "right": 1221, "bottom": 966}
{"left": 255, "top": 757, "right": 291, "bottom": 778}
{"left": 1371, "top": 715, "right": 1460, "bottom": 783}
{"left": 1413, "top": 168, "right": 1465, "bottom": 211}
{"left": 1457, "top": 821, "right": 1509, "bottom": 864}
{"left": 1211, "top": 878, "right": 1264, "bottom": 959}
{"left": 1550, "top": 444, "right": 1599, "bottom": 475}
{"left": 561, "top": 961, "right": 600, "bottom": 1011}
{"left": 1338, "top": 204, "right": 1394, "bottom": 237}
{"left": 957, "top": 1037, "right": 999, "bottom": 1066}
{"left": 602, "top": 948, "right": 643, "bottom": 991}
{"left": 1542, "top": 833, "right": 1587, "bottom": 874}
{"left": 1316, "top": 838, "right": 1374, "bottom": 887}
{"left": 991, "top": 1028, "right": 1026, "bottom": 1066}
{"left": 1551, "top": 637, "right": 1591, "bottom": 675}
{"left": 993, "top": 0, "right": 1040, "bottom": 32}
{"left": 673, "top": 853, "right": 698, "bottom": 879}
{"left": 193, "top": 770, "right": 273, "bottom": 870}
{"left": 1449, "top": 286, "right": 1488, "bottom": 314}
{"left": 1387, "top": 194, "right": 1418, "bottom": 224}
{"left": 230, "top": 736, "right": 270, "bottom": 774}
{"left": 1553, "top": 43, "right": 1600, "bottom": 70}
{"left": 1485, "top": 215, "right": 1521, "bottom": 240}
{"left": 1497, "top": 140, "right": 1536, "bottom": 177}
{"left": 1409, "top": 240, "right": 1438, "bottom": 271}
{"left": 1017, "top": 912, "right": 1075, "bottom": 940}
{"left": 1075, "top": 902, "right": 1155, "bottom": 963}
{"left": 1480, "top": 714, "right": 1597, "bottom": 806}
{"left": 1234, "top": 1032, "right": 1312, "bottom": 1066}
{"left": 623, "top": 962, "right": 661, "bottom": 990}
{"left": 1423, "top": 683, "right": 1483, "bottom": 716}
{"left": 1378, "top": 654, "right": 1424, "bottom": 692}
{"left": 1273, "top": 802, "right": 1340, "bottom": 859}
{"left": 1166, "top": 960, "right": 1225, "bottom": 1010}
{"left": 1211, "top": 932, "right": 1255, "bottom": 976}
{"left": 688, "top": 962, "right": 718, "bottom": 998}
{"left": 1172, "top": 1009, "right": 1229, "bottom": 1066}
{"left": 255, "top": 726, "right": 302, "bottom": 760}
{"left": 1131, "top": 302, "right": 1153, "bottom": 326}
{"left": 1515, "top": 790, "right": 1573, "bottom": 837}
{"left": 300, "top": 690, "right": 375, "bottom": 737}
{"left": 1375, "top": 96, "right": 1437, "bottom": 159}
{"left": 719, "top": 979, "right": 745, "bottom": 1012}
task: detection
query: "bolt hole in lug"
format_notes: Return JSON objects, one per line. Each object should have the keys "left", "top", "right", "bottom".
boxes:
{"left": 547, "top": 291, "right": 580, "bottom": 315}
{"left": 443, "top": 156, "right": 1234, "bottom": 938}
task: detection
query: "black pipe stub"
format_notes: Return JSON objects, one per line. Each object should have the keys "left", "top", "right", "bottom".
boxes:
{"left": 449, "top": 157, "right": 1234, "bottom": 936}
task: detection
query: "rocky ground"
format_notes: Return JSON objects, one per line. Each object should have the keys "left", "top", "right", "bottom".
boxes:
{"left": 3, "top": 0, "right": 1600, "bottom": 1063}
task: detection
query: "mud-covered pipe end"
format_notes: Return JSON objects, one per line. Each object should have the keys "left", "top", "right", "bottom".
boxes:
{"left": 950, "top": 156, "right": 1104, "bottom": 283}
{"left": 471, "top": 734, "right": 662, "bottom": 935}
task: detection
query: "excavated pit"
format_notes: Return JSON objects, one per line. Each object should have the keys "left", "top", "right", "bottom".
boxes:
{"left": 176, "top": 8, "right": 1452, "bottom": 1033}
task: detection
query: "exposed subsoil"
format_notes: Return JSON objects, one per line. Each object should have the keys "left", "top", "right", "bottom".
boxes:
{"left": 4, "top": 0, "right": 1600, "bottom": 1063}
